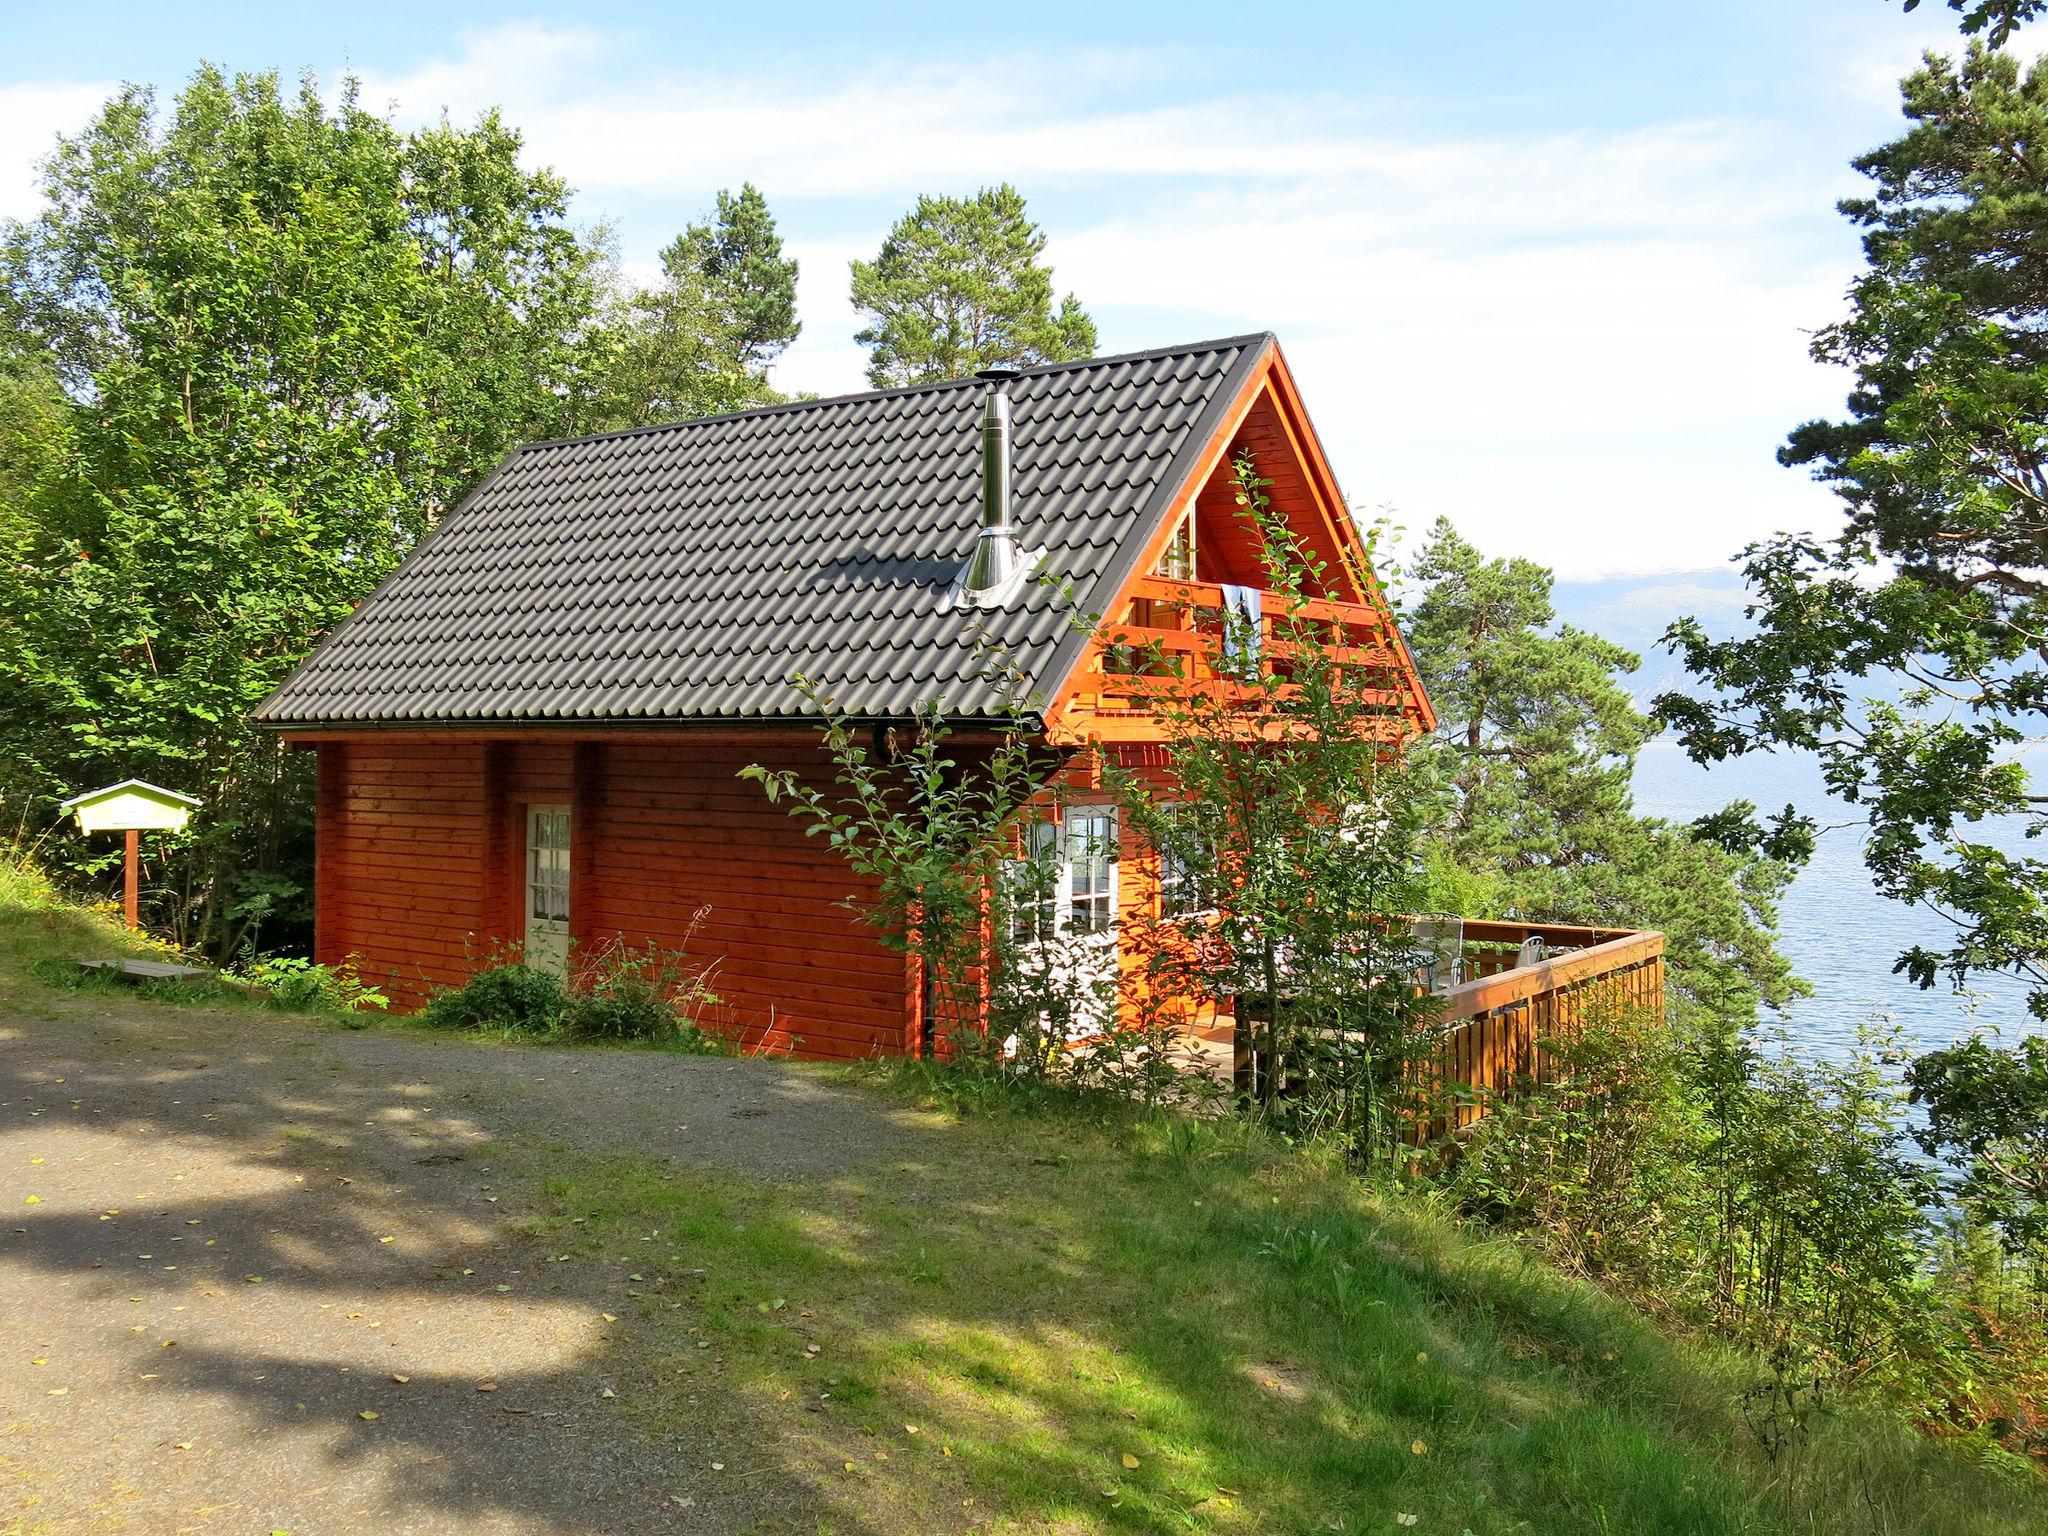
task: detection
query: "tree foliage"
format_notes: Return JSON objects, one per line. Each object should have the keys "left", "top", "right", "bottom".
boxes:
{"left": 1901, "top": 0, "right": 2045, "bottom": 48}
{"left": 1657, "top": 45, "right": 2048, "bottom": 1017}
{"left": 1408, "top": 518, "right": 1804, "bottom": 1020}
{"left": 593, "top": 182, "right": 801, "bottom": 427}
{"left": 849, "top": 184, "right": 1095, "bottom": 387}
{"left": 0, "top": 66, "right": 609, "bottom": 952}
{"left": 1907, "top": 1033, "right": 2048, "bottom": 1251}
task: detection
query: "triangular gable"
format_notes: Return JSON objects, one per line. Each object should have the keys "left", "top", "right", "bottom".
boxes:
{"left": 1043, "top": 340, "right": 1436, "bottom": 742}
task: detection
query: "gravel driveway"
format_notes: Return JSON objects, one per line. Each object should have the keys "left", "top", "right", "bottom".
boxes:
{"left": 0, "top": 990, "right": 935, "bottom": 1535}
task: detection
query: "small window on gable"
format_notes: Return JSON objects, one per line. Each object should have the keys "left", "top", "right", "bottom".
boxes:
{"left": 1158, "top": 508, "right": 1196, "bottom": 582}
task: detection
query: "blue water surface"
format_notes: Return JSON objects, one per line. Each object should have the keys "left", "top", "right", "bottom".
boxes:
{"left": 1631, "top": 740, "right": 2044, "bottom": 1062}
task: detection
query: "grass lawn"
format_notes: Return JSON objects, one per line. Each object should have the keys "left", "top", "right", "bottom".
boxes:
{"left": 527, "top": 1079, "right": 2043, "bottom": 1535}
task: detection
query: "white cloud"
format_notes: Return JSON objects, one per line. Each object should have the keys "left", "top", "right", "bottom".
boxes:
{"left": 370, "top": 24, "right": 1857, "bottom": 577}
{"left": 0, "top": 80, "right": 115, "bottom": 220}
{"left": 0, "top": 20, "right": 1873, "bottom": 578}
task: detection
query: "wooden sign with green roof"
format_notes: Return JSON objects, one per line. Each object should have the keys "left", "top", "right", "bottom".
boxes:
{"left": 58, "top": 779, "right": 203, "bottom": 930}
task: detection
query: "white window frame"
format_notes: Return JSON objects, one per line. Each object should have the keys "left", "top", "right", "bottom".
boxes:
{"left": 1064, "top": 806, "right": 1119, "bottom": 936}
{"left": 525, "top": 804, "right": 571, "bottom": 924}
{"left": 1008, "top": 807, "right": 1119, "bottom": 941}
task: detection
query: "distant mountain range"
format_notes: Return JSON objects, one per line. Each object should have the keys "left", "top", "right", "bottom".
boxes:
{"left": 1548, "top": 567, "right": 1754, "bottom": 706}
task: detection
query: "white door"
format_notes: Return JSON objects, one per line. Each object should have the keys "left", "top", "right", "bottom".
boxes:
{"left": 1009, "top": 806, "right": 1121, "bottom": 1040}
{"left": 524, "top": 804, "right": 571, "bottom": 976}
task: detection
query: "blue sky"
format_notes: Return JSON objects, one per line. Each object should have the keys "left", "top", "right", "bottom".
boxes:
{"left": 0, "top": 1, "right": 1991, "bottom": 580}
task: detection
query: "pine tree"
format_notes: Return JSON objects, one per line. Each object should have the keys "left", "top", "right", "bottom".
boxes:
{"left": 674, "top": 183, "right": 800, "bottom": 374}
{"left": 850, "top": 184, "right": 1095, "bottom": 387}
{"left": 1658, "top": 43, "right": 2048, "bottom": 1015}
{"left": 1410, "top": 519, "right": 1803, "bottom": 1019}
{"left": 593, "top": 183, "right": 801, "bottom": 427}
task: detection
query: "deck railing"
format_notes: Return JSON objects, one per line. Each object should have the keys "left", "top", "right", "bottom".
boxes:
{"left": 1229, "top": 918, "right": 1667, "bottom": 1134}
{"left": 1426, "top": 919, "right": 1667, "bottom": 1134}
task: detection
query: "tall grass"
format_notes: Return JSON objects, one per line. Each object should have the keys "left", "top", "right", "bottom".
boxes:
{"left": 527, "top": 1085, "right": 2045, "bottom": 1535}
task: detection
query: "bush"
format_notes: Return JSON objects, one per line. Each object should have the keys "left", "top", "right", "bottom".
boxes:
{"left": 1445, "top": 1014, "right": 2048, "bottom": 1465}
{"left": 235, "top": 954, "right": 388, "bottom": 1014}
{"left": 0, "top": 843, "right": 60, "bottom": 912}
{"left": 420, "top": 936, "right": 724, "bottom": 1050}
{"left": 422, "top": 961, "right": 569, "bottom": 1036}
{"left": 1447, "top": 1004, "right": 1700, "bottom": 1281}
{"left": 564, "top": 937, "right": 723, "bottom": 1050}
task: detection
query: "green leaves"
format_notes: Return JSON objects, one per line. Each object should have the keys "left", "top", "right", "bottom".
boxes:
{"left": 587, "top": 182, "right": 801, "bottom": 429}
{"left": 1906, "top": 1034, "right": 2048, "bottom": 1249}
{"left": 850, "top": 184, "right": 1096, "bottom": 387}
{"left": 0, "top": 66, "right": 609, "bottom": 951}
{"left": 1657, "top": 42, "right": 2048, "bottom": 1018}
{"left": 1408, "top": 518, "right": 1803, "bottom": 1021}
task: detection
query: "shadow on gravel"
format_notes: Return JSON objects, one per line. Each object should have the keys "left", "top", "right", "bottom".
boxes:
{"left": 0, "top": 1001, "right": 917, "bottom": 1535}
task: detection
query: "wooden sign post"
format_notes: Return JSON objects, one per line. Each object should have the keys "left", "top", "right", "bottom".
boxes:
{"left": 57, "top": 780, "right": 203, "bottom": 932}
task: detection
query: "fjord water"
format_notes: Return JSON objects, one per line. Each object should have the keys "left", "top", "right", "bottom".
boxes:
{"left": 1632, "top": 739, "right": 2045, "bottom": 1060}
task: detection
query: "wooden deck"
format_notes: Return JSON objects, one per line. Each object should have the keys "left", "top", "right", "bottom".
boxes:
{"left": 1222, "top": 918, "right": 1667, "bottom": 1129}
{"left": 1425, "top": 919, "right": 1666, "bottom": 1132}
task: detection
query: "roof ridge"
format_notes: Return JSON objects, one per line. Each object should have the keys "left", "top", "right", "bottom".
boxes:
{"left": 516, "top": 332, "right": 1277, "bottom": 454}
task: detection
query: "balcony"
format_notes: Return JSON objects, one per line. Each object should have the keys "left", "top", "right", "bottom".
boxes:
{"left": 1221, "top": 918, "right": 1668, "bottom": 1130}
{"left": 1424, "top": 918, "right": 1667, "bottom": 1132}
{"left": 1059, "top": 575, "right": 1429, "bottom": 741}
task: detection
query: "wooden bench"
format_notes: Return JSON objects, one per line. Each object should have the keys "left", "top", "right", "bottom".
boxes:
{"left": 78, "top": 958, "right": 215, "bottom": 985}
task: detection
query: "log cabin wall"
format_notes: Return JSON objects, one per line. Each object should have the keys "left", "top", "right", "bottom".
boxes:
{"left": 311, "top": 733, "right": 907, "bottom": 1060}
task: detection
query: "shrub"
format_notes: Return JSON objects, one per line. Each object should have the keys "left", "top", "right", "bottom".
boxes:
{"left": 235, "top": 954, "right": 388, "bottom": 1014}
{"left": 0, "top": 843, "right": 60, "bottom": 912}
{"left": 422, "top": 961, "right": 569, "bottom": 1036}
{"left": 419, "top": 935, "right": 724, "bottom": 1050}
{"left": 1447, "top": 1003, "right": 1699, "bottom": 1281}
{"left": 565, "top": 936, "right": 723, "bottom": 1050}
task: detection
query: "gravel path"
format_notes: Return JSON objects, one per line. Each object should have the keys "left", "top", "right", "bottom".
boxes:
{"left": 0, "top": 990, "right": 936, "bottom": 1534}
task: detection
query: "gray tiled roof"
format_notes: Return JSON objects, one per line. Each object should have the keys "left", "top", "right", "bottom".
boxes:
{"left": 254, "top": 334, "right": 1271, "bottom": 727}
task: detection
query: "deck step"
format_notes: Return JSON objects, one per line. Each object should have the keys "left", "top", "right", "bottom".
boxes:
{"left": 79, "top": 958, "right": 214, "bottom": 985}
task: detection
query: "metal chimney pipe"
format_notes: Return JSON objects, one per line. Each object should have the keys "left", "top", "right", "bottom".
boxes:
{"left": 962, "top": 367, "right": 1023, "bottom": 600}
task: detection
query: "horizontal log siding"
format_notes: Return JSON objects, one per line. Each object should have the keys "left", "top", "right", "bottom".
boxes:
{"left": 314, "top": 739, "right": 493, "bottom": 1009}
{"left": 578, "top": 740, "right": 904, "bottom": 1059}
{"left": 313, "top": 736, "right": 909, "bottom": 1058}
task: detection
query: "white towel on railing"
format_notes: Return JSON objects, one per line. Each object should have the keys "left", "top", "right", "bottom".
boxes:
{"left": 1220, "top": 584, "right": 1262, "bottom": 673}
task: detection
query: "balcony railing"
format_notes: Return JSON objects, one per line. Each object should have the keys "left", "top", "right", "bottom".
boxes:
{"left": 1227, "top": 918, "right": 1667, "bottom": 1134}
{"left": 1425, "top": 918, "right": 1667, "bottom": 1134}
{"left": 1064, "top": 575, "right": 1425, "bottom": 739}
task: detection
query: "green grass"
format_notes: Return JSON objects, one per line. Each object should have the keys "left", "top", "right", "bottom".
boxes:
{"left": 527, "top": 1084, "right": 2044, "bottom": 1536}
{"left": 0, "top": 845, "right": 155, "bottom": 992}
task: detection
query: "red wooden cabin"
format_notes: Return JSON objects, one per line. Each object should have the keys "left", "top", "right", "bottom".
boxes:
{"left": 255, "top": 334, "right": 1437, "bottom": 1059}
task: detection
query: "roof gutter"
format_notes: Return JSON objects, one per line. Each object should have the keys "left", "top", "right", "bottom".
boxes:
{"left": 258, "top": 710, "right": 1050, "bottom": 738}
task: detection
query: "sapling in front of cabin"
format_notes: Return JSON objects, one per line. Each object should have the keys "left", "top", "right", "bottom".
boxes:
{"left": 1101, "top": 454, "right": 1447, "bottom": 1162}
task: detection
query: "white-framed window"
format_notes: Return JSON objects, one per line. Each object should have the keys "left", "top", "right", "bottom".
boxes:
{"left": 1008, "top": 820, "right": 1062, "bottom": 945}
{"left": 1009, "top": 807, "right": 1119, "bottom": 941}
{"left": 1066, "top": 807, "right": 1118, "bottom": 934}
{"left": 526, "top": 805, "right": 570, "bottom": 923}
{"left": 1157, "top": 508, "right": 1196, "bottom": 581}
